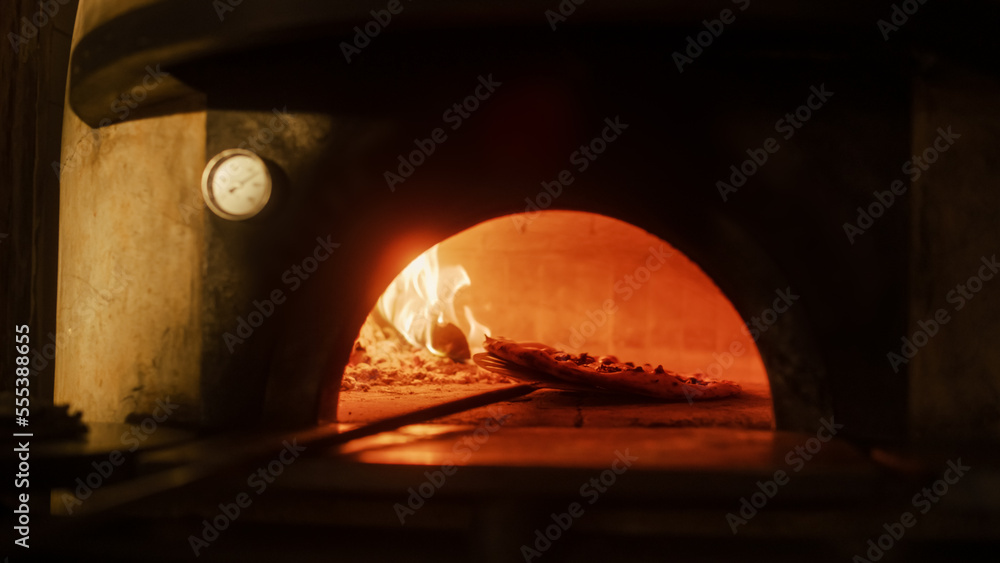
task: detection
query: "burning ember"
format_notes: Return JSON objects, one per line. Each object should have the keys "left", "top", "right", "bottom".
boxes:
{"left": 343, "top": 244, "right": 505, "bottom": 391}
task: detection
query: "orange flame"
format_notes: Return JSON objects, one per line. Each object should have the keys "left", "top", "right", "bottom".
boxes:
{"left": 376, "top": 244, "right": 490, "bottom": 358}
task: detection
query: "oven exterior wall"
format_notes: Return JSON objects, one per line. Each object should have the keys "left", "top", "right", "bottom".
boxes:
{"left": 53, "top": 103, "right": 206, "bottom": 423}
{"left": 910, "top": 60, "right": 1000, "bottom": 442}
{"left": 53, "top": 1, "right": 206, "bottom": 423}
{"left": 199, "top": 108, "right": 339, "bottom": 427}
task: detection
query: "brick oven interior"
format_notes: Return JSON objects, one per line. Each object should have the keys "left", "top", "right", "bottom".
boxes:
{"left": 337, "top": 210, "right": 775, "bottom": 429}
{"left": 3, "top": 0, "right": 1000, "bottom": 562}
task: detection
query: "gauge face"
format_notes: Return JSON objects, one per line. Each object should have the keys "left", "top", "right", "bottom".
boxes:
{"left": 201, "top": 149, "right": 272, "bottom": 220}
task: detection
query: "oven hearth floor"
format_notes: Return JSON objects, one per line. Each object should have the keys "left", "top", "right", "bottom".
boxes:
{"left": 338, "top": 381, "right": 773, "bottom": 429}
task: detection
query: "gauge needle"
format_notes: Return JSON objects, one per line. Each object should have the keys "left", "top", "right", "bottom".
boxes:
{"left": 235, "top": 169, "right": 257, "bottom": 184}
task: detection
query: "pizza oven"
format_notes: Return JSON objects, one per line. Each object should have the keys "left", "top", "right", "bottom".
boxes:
{"left": 20, "top": 0, "right": 1000, "bottom": 561}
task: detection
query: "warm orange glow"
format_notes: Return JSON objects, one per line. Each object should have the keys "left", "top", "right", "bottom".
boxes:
{"left": 340, "top": 211, "right": 773, "bottom": 430}
{"left": 438, "top": 211, "right": 770, "bottom": 387}
{"left": 375, "top": 243, "right": 491, "bottom": 357}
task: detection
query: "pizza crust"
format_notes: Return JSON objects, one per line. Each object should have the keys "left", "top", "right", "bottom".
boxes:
{"left": 482, "top": 336, "right": 741, "bottom": 401}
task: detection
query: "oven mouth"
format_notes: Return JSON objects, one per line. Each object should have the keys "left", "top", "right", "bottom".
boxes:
{"left": 331, "top": 210, "right": 774, "bottom": 431}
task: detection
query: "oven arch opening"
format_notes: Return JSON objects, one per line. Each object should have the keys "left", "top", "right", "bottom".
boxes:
{"left": 327, "top": 210, "right": 774, "bottom": 430}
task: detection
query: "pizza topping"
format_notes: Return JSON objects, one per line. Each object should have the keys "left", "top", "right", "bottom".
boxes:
{"left": 596, "top": 363, "right": 622, "bottom": 373}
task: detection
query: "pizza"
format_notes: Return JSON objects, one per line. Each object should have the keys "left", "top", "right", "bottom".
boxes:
{"left": 477, "top": 336, "right": 741, "bottom": 401}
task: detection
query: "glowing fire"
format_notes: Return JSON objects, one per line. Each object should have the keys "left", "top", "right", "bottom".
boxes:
{"left": 375, "top": 244, "right": 490, "bottom": 359}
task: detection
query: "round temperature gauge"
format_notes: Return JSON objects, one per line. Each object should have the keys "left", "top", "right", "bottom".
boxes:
{"left": 201, "top": 149, "right": 272, "bottom": 220}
